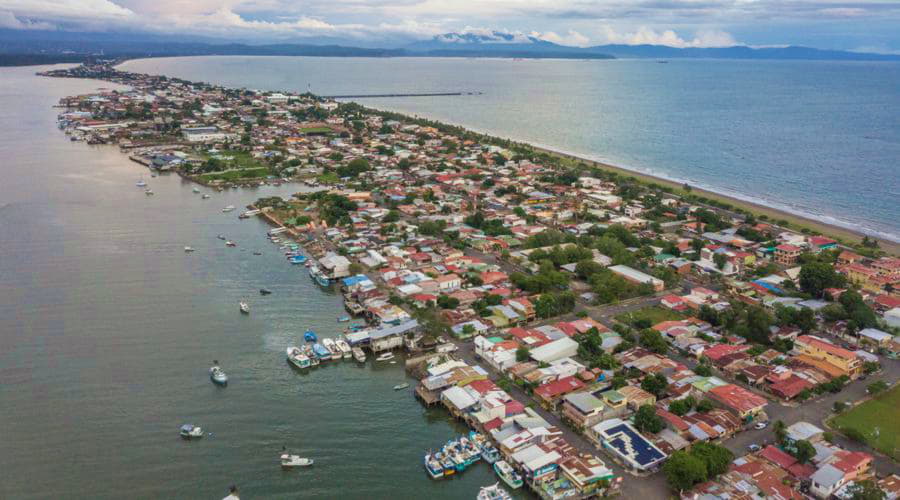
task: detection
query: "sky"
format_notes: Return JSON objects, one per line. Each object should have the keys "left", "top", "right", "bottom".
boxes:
{"left": 1, "top": 0, "right": 899, "bottom": 53}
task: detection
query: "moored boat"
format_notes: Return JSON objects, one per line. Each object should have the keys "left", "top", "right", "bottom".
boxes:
{"left": 225, "top": 240, "right": 237, "bottom": 247}
{"left": 144, "top": 189, "right": 154, "bottom": 196}
{"left": 304, "top": 329, "right": 317, "bottom": 342}
{"left": 286, "top": 346, "right": 311, "bottom": 369}
{"left": 424, "top": 453, "right": 444, "bottom": 479}
{"left": 352, "top": 347, "right": 366, "bottom": 363}
{"left": 192, "top": 187, "right": 200, "bottom": 193}
{"left": 393, "top": 382, "right": 409, "bottom": 390}
{"left": 311, "top": 343, "right": 331, "bottom": 361}
{"left": 136, "top": 179, "right": 147, "bottom": 187}
{"left": 337, "top": 315, "right": 350, "bottom": 323}
{"left": 222, "top": 205, "right": 235, "bottom": 212}
{"left": 202, "top": 194, "right": 210, "bottom": 199}
{"left": 493, "top": 461, "right": 523, "bottom": 490}
{"left": 322, "top": 338, "right": 341, "bottom": 359}
{"left": 184, "top": 246, "right": 195, "bottom": 253}
{"left": 239, "top": 301, "right": 250, "bottom": 314}
{"left": 336, "top": 339, "right": 352, "bottom": 359}
{"left": 477, "top": 483, "right": 512, "bottom": 500}
{"left": 375, "top": 352, "right": 395, "bottom": 362}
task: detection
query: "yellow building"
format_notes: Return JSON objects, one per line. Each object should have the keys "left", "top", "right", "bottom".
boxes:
{"left": 794, "top": 335, "right": 861, "bottom": 379}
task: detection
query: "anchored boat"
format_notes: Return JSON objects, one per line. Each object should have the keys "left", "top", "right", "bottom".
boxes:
{"left": 280, "top": 454, "right": 314, "bottom": 468}
{"left": 180, "top": 424, "right": 203, "bottom": 439}
{"left": 477, "top": 484, "right": 512, "bottom": 500}
{"left": 375, "top": 352, "right": 395, "bottom": 362}
{"left": 209, "top": 363, "right": 228, "bottom": 385}
{"left": 493, "top": 460, "right": 523, "bottom": 490}
{"left": 239, "top": 301, "right": 250, "bottom": 314}
{"left": 352, "top": 347, "right": 366, "bottom": 363}
{"left": 424, "top": 452, "right": 444, "bottom": 479}
{"left": 286, "top": 346, "right": 311, "bottom": 369}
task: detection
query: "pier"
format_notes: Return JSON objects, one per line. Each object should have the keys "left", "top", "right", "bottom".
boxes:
{"left": 324, "top": 91, "right": 481, "bottom": 99}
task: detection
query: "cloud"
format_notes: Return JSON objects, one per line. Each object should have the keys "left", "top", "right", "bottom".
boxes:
{"left": 598, "top": 26, "right": 740, "bottom": 48}
{"left": 0, "top": 0, "right": 134, "bottom": 21}
{"left": 0, "top": 9, "right": 55, "bottom": 28}
{"left": 532, "top": 29, "right": 590, "bottom": 47}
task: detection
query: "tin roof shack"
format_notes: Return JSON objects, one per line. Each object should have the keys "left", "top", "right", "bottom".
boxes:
{"left": 320, "top": 252, "right": 351, "bottom": 280}
{"left": 707, "top": 384, "right": 768, "bottom": 421}
{"left": 366, "top": 319, "right": 418, "bottom": 353}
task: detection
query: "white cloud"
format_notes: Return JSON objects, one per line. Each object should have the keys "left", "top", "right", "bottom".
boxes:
{"left": 0, "top": 9, "right": 55, "bottom": 28}
{"left": 532, "top": 29, "right": 590, "bottom": 47}
{"left": 598, "top": 26, "right": 740, "bottom": 48}
{"left": 0, "top": 0, "right": 134, "bottom": 20}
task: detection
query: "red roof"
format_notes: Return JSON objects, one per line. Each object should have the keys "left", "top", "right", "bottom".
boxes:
{"left": 483, "top": 417, "right": 504, "bottom": 431}
{"left": 467, "top": 379, "right": 499, "bottom": 395}
{"left": 504, "top": 400, "right": 526, "bottom": 417}
{"left": 797, "top": 335, "right": 856, "bottom": 361}
{"left": 760, "top": 445, "right": 797, "bottom": 469}
{"left": 703, "top": 344, "right": 750, "bottom": 361}
{"left": 533, "top": 376, "right": 585, "bottom": 400}
{"left": 708, "top": 384, "right": 767, "bottom": 413}
{"left": 831, "top": 450, "right": 872, "bottom": 473}
{"left": 656, "top": 408, "right": 690, "bottom": 432}
{"left": 776, "top": 244, "right": 802, "bottom": 252}
{"left": 787, "top": 463, "right": 816, "bottom": 479}
{"left": 769, "top": 375, "right": 813, "bottom": 399}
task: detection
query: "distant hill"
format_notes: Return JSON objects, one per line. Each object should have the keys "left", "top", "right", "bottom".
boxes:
{"left": 1, "top": 29, "right": 897, "bottom": 64}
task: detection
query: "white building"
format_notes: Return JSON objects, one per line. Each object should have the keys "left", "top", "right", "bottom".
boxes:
{"left": 182, "top": 126, "right": 229, "bottom": 142}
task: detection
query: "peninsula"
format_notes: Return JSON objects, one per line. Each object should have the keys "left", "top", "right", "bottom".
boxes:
{"left": 43, "top": 62, "right": 900, "bottom": 499}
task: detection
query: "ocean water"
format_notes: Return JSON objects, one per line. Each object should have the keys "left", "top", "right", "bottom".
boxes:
{"left": 0, "top": 65, "right": 506, "bottom": 499}
{"left": 121, "top": 56, "right": 900, "bottom": 243}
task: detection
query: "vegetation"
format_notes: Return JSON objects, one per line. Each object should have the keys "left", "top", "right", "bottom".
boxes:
{"left": 832, "top": 384, "right": 900, "bottom": 460}
{"left": 663, "top": 443, "right": 734, "bottom": 491}
{"left": 640, "top": 373, "right": 669, "bottom": 397}
{"left": 633, "top": 404, "right": 665, "bottom": 434}
{"left": 616, "top": 306, "right": 682, "bottom": 329}
{"left": 533, "top": 291, "right": 576, "bottom": 319}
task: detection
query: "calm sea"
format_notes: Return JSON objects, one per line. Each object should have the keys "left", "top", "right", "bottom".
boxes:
{"left": 0, "top": 65, "right": 506, "bottom": 499}
{"left": 121, "top": 56, "right": 900, "bottom": 243}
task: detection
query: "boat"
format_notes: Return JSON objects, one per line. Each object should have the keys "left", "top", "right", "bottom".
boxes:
{"left": 259, "top": 288, "right": 272, "bottom": 295}
{"left": 337, "top": 315, "right": 350, "bottom": 323}
{"left": 308, "top": 265, "right": 330, "bottom": 287}
{"left": 222, "top": 205, "right": 235, "bottom": 212}
{"left": 439, "top": 453, "right": 457, "bottom": 475}
{"left": 322, "top": 338, "right": 341, "bottom": 359}
{"left": 289, "top": 255, "right": 307, "bottom": 265}
{"left": 184, "top": 246, "right": 195, "bottom": 253}
{"left": 280, "top": 454, "right": 314, "bottom": 468}
{"left": 225, "top": 240, "right": 237, "bottom": 247}
{"left": 180, "top": 424, "right": 203, "bottom": 439}
{"left": 424, "top": 452, "right": 444, "bottom": 479}
{"left": 393, "top": 383, "right": 409, "bottom": 390}
{"left": 136, "top": 179, "right": 147, "bottom": 187}
{"left": 477, "top": 483, "right": 512, "bottom": 500}
{"left": 253, "top": 251, "right": 262, "bottom": 256}
{"left": 493, "top": 461, "right": 523, "bottom": 490}
{"left": 217, "top": 234, "right": 226, "bottom": 240}
{"left": 151, "top": 173, "right": 157, "bottom": 178}
{"left": 304, "top": 329, "right": 317, "bottom": 342}
{"left": 286, "top": 346, "right": 311, "bottom": 370}
{"left": 210, "top": 363, "right": 228, "bottom": 385}
{"left": 144, "top": 189, "right": 154, "bottom": 196}
{"left": 201, "top": 194, "right": 210, "bottom": 199}
{"left": 375, "top": 352, "right": 395, "bottom": 362}
{"left": 239, "top": 301, "right": 250, "bottom": 314}
{"left": 311, "top": 343, "right": 331, "bottom": 361}
{"left": 352, "top": 347, "right": 366, "bottom": 363}
{"left": 480, "top": 442, "right": 501, "bottom": 464}
{"left": 192, "top": 187, "right": 200, "bottom": 193}
{"left": 336, "top": 339, "right": 352, "bottom": 359}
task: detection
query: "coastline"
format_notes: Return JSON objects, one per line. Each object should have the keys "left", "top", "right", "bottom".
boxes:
{"left": 532, "top": 145, "right": 900, "bottom": 256}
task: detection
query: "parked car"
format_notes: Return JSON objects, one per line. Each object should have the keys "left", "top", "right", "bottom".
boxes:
{"left": 748, "top": 444, "right": 761, "bottom": 452}
{"left": 753, "top": 422, "right": 768, "bottom": 430}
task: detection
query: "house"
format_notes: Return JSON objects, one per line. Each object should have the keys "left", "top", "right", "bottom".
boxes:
{"left": 530, "top": 337, "right": 579, "bottom": 364}
{"left": 435, "top": 273, "right": 462, "bottom": 291}
{"left": 561, "top": 392, "right": 608, "bottom": 430}
{"left": 707, "top": 384, "right": 767, "bottom": 420}
{"left": 794, "top": 335, "right": 862, "bottom": 379}
{"left": 182, "top": 126, "right": 229, "bottom": 142}
{"left": 608, "top": 265, "right": 665, "bottom": 292}
{"left": 617, "top": 385, "right": 657, "bottom": 411}
{"left": 534, "top": 376, "right": 586, "bottom": 409}
{"left": 775, "top": 244, "right": 802, "bottom": 265}
{"left": 591, "top": 418, "right": 667, "bottom": 472}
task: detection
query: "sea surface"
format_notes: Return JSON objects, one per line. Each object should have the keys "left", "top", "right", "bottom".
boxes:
{"left": 121, "top": 56, "right": 900, "bottom": 243}
{"left": 0, "top": 65, "right": 505, "bottom": 498}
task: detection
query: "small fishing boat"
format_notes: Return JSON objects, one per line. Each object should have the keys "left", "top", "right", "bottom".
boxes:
{"left": 253, "top": 251, "right": 262, "bottom": 256}
{"left": 222, "top": 205, "right": 235, "bottom": 213}
{"left": 352, "top": 347, "right": 366, "bottom": 363}
{"left": 210, "top": 363, "right": 228, "bottom": 385}
{"left": 477, "top": 484, "right": 512, "bottom": 500}
{"left": 202, "top": 194, "right": 211, "bottom": 199}
{"left": 239, "top": 301, "right": 250, "bottom": 314}
{"left": 337, "top": 315, "right": 350, "bottom": 323}
{"left": 136, "top": 179, "right": 147, "bottom": 187}
{"left": 311, "top": 343, "right": 331, "bottom": 361}
{"left": 286, "top": 346, "right": 311, "bottom": 370}
{"left": 280, "top": 454, "right": 314, "bottom": 468}
{"left": 493, "top": 461, "right": 523, "bottom": 490}
{"left": 304, "top": 329, "right": 317, "bottom": 342}
{"left": 151, "top": 173, "right": 157, "bottom": 178}
{"left": 375, "top": 352, "right": 395, "bottom": 362}
{"left": 393, "top": 383, "right": 409, "bottom": 390}
{"left": 424, "top": 453, "right": 444, "bottom": 479}
{"left": 322, "top": 338, "right": 341, "bottom": 359}
{"left": 336, "top": 339, "right": 352, "bottom": 359}
{"left": 289, "top": 255, "right": 307, "bottom": 265}
{"left": 480, "top": 443, "right": 501, "bottom": 464}
{"left": 180, "top": 424, "right": 203, "bottom": 439}
{"left": 259, "top": 288, "right": 272, "bottom": 295}
{"left": 144, "top": 189, "right": 154, "bottom": 196}
{"left": 225, "top": 240, "right": 236, "bottom": 247}
{"left": 217, "top": 234, "right": 226, "bottom": 240}
{"left": 192, "top": 187, "right": 200, "bottom": 193}
{"left": 184, "top": 246, "right": 195, "bottom": 253}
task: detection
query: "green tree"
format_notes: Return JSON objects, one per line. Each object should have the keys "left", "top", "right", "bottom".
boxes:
{"left": 867, "top": 381, "right": 888, "bottom": 395}
{"left": 663, "top": 451, "right": 707, "bottom": 491}
{"left": 638, "top": 329, "right": 669, "bottom": 354}
{"left": 799, "top": 261, "right": 845, "bottom": 297}
{"left": 668, "top": 396, "right": 696, "bottom": 416}
{"left": 516, "top": 346, "right": 531, "bottom": 362}
{"left": 640, "top": 373, "right": 669, "bottom": 398}
{"left": 793, "top": 439, "right": 815, "bottom": 463}
{"left": 773, "top": 420, "right": 787, "bottom": 444}
{"left": 633, "top": 404, "right": 665, "bottom": 434}
{"left": 691, "top": 442, "right": 734, "bottom": 476}
{"left": 846, "top": 479, "right": 887, "bottom": 500}
{"left": 696, "top": 399, "right": 714, "bottom": 413}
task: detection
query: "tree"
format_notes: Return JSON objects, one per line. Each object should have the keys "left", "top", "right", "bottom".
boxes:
{"left": 633, "top": 405, "right": 664, "bottom": 434}
{"left": 663, "top": 451, "right": 707, "bottom": 491}
{"left": 694, "top": 364, "right": 712, "bottom": 377}
{"left": 696, "top": 399, "right": 714, "bottom": 413}
{"left": 846, "top": 479, "right": 887, "bottom": 500}
{"left": 773, "top": 420, "right": 787, "bottom": 444}
{"left": 799, "top": 261, "right": 845, "bottom": 297}
{"left": 867, "top": 381, "right": 888, "bottom": 395}
{"left": 668, "top": 396, "right": 696, "bottom": 416}
{"left": 641, "top": 373, "right": 669, "bottom": 398}
{"left": 638, "top": 329, "right": 669, "bottom": 354}
{"left": 713, "top": 253, "right": 728, "bottom": 270}
{"left": 516, "top": 346, "right": 531, "bottom": 362}
{"left": 690, "top": 442, "right": 734, "bottom": 476}
{"left": 437, "top": 295, "right": 459, "bottom": 309}
{"left": 793, "top": 439, "right": 816, "bottom": 463}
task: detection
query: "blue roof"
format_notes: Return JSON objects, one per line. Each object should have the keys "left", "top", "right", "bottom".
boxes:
{"left": 342, "top": 274, "right": 369, "bottom": 286}
{"left": 752, "top": 280, "right": 784, "bottom": 295}
{"left": 604, "top": 423, "right": 665, "bottom": 467}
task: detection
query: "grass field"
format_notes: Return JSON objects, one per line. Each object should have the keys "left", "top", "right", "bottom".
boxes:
{"left": 831, "top": 383, "right": 900, "bottom": 460}
{"left": 200, "top": 150, "right": 271, "bottom": 182}
{"left": 615, "top": 306, "right": 683, "bottom": 328}
{"left": 200, "top": 167, "right": 269, "bottom": 182}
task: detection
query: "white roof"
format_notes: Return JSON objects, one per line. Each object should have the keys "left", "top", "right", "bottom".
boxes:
{"left": 530, "top": 337, "right": 579, "bottom": 363}
{"left": 859, "top": 328, "right": 893, "bottom": 342}
{"left": 442, "top": 386, "right": 477, "bottom": 410}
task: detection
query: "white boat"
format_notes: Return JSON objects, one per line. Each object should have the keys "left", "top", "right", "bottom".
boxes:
{"left": 210, "top": 364, "right": 228, "bottom": 385}
{"left": 144, "top": 189, "right": 154, "bottom": 196}
{"left": 336, "top": 339, "right": 352, "bottom": 359}
{"left": 136, "top": 179, "right": 147, "bottom": 187}
{"left": 375, "top": 352, "right": 395, "bottom": 362}
{"left": 184, "top": 246, "right": 195, "bottom": 253}
{"left": 180, "top": 424, "right": 203, "bottom": 439}
{"left": 225, "top": 240, "right": 236, "bottom": 247}
{"left": 352, "top": 347, "right": 366, "bottom": 363}
{"left": 192, "top": 187, "right": 200, "bottom": 193}
{"left": 239, "top": 301, "right": 250, "bottom": 314}
{"left": 493, "top": 461, "right": 523, "bottom": 490}
{"left": 222, "top": 205, "right": 235, "bottom": 213}
{"left": 393, "top": 383, "right": 409, "bottom": 390}
{"left": 286, "top": 346, "right": 311, "bottom": 369}
{"left": 477, "top": 483, "right": 512, "bottom": 500}
{"left": 201, "top": 194, "right": 210, "bottom": 199}
{"left": 280, "top": 454, "right": 313, "bottom": 468}
{"left": 322, "top": 338, "right": 342, "bottom": 359}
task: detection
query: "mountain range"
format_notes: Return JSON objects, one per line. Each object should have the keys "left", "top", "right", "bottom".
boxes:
{"left": 2, "top": 28, "right": 898, "bottom": 65}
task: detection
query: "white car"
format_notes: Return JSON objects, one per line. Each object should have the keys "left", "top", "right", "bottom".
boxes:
{"left": 747, "top": 444, "right": 761, "bottom": 452}
{"left": 753, "top": 422, "right": 768, "bottom": 430}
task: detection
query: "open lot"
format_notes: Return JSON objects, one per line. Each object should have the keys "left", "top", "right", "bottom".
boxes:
{"left": 831, "top": 384, "right": 900, "bottom": 460}
{"left": 615, "top": 305, "right": 683, "bottom": 328}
